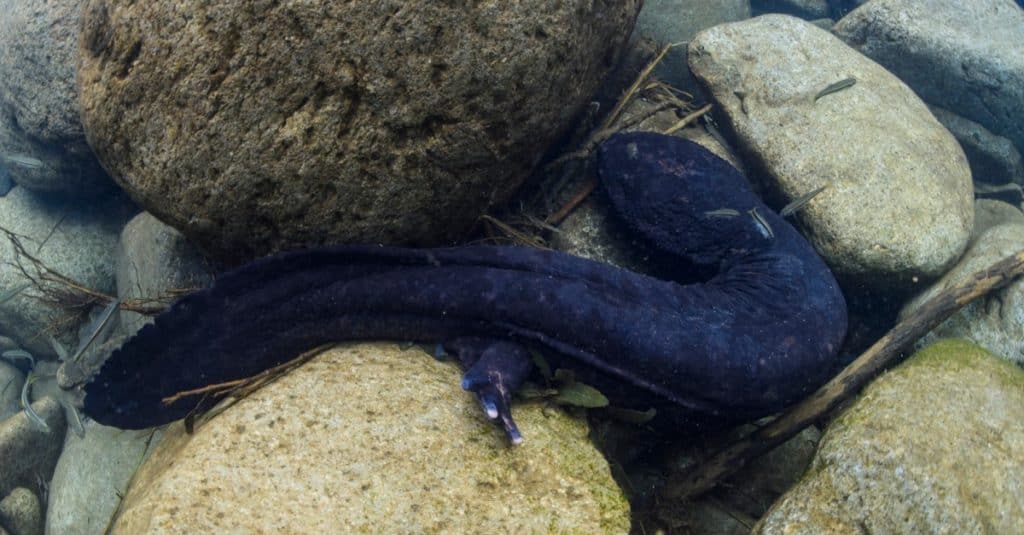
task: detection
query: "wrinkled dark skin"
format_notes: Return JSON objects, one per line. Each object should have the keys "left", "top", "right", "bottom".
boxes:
{"left": 83, "top": 132, "right": 847, "bottom": 443}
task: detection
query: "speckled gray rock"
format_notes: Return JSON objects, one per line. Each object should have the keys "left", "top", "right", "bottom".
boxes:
{"left": 0, "top": 363, "right": 23, "bottom": 422}
{"left": 688, "top": 15, "right": 973, "bottom": 288}
{"left": 972, "top": 199, "right": 1024, "bottom": 241}
{"left": 78, "top": 0, "right": 641, "bottom": 263}
{"left": 929, "top": 105, "right": 1024, "bottom": 187}
{"left": 901, "top": 222, "right": 1024, "bottom": 364}
{"left": 46, "top": 421, "right": 160, "bottom": 535}
{"left": 755, "top": 339, "right": 1024, "bottom": 534}
{"left": 0, "top": 488, "right": 41, "bottom": 535}
{"left": 0, "top": 187, "right": 132, "bottom": 358}
{"left": 116, "top": 212, "right": 213, "bottom": 337}
{"left": 109, "top": 343, "right": 629, "bottom": 533}
{"left": 630, "top": 0, "right": 750, "bottom": 94}
{"left": 752, "top": 0, "right": 829, "bottom": 18}
{"left": 0, "top": 0, "right": 111, "bottom": 195}
{"left": 834, "top": 0, "right": 1024, "bottom": 153}
{"left": 0, "top": 398, "right": 65, "bottom": 500}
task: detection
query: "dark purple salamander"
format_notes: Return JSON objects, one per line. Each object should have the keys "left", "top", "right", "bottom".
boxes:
{"left": 82, "top": 132, "right": 847, "bottom": 443}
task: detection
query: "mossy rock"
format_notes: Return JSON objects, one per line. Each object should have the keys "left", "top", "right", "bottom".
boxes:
{"left": 756, "top": 339, "right": 1024, "bottom": 534}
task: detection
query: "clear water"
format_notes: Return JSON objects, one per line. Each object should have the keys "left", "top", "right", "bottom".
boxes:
{"left": 1, "top": 1, "right": 1022, "bottom": 533}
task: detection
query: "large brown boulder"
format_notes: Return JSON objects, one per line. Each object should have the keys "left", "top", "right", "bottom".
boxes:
{"left": 78, "top": 1, "right": 640, "bottom": 262}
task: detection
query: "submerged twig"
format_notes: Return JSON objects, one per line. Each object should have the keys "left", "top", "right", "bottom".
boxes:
{"left": 0, "top": 224, "right": 179, "bottom": 316}
{"left": 661, "top": 250, "right": 1024, "bottom": 501}
{"left": 602, "top": 42, "right": 681, "bottom": 131}
{"left": 543, "top": 43, "right": 699, "bottom": 225}
{"left": 162, "top": 343, "right": 337, "bottom": 427}
{"left": 663, "top": 103, "right": 713, "bottom": 135}
{"left": 478, "top": 215, "right": 550, "bottom": 249}
{"left": 546, "top": 178, "right": 600, "bottom": 226}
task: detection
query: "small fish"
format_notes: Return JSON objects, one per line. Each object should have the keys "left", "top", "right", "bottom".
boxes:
{"left": 1, "top": 349, "right": 35, "bottom": 368}
{"left": 702, "top": 115, "right": 732, "bottom": 151}
{"left": 3, "top": 154, "right": 44, "bottom": 170}
{"left": 814, "top": 77, "right": 856, "bottom": 102}
{"left": 780, "top": 183, "right": 831, "bottom": 217}
{"left": 704, "top": 208, "right": 740, "bottom": 218}
{"left": 748, "top": 208, "right": 774, "bottom": 240}
{"left": 70, "top": 299, "right": 121, "bottom": 363}
{"left": 21, "top": 373, "right": 50, "bottom": 433}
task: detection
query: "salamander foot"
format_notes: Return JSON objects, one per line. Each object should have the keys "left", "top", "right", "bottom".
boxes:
{"left": 444, "top": 337, "right": 533, "bottom": 444}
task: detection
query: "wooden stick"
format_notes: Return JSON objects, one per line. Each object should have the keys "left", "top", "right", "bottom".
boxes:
{"left": 162, "top": 343, "right": 336, "bottom": 405}
{"left": 661, "top": 250, "right": 1024, "bottom": 501}
{"left": 663, "top": 103, "right": 712, "bottom": 135}
{"left": 545, "top": 178, "right": 598, "bottom": 226}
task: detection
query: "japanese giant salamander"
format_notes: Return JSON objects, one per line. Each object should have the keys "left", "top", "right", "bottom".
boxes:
{"left": 81, "top": 132, "right": 847, "bottom": 443}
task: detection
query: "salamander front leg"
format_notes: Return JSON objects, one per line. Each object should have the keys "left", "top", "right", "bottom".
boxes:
{"left": 443, "top": 337, "right": 533, "bottom": 445}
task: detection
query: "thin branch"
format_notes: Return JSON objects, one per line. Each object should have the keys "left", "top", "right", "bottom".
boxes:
{"left": 162, "top": 343, "right": 336, "bottom": 407}
{"left": 664, "top": 103, "right": 713, "bottom": 135}
{"left": 0, "top": 224, "right": 184, "bottom": 316}
{"left": 546, "top": 178, "right": 598, "bottom": 226}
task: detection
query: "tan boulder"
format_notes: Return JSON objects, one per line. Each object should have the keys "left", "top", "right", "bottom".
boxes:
{"left": 111, "top": 343, "right": 629, "bottom": 533}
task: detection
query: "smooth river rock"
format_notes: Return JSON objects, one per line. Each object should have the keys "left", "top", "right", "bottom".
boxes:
{"left": 109, "top": 343, "right": 629, "bottom": 533}
{"left": 46, "top": 421, "right": 160, "bottom": 535}
{"left": 929, "top": 105, "right": 1024, "bottom": 187}
{"left": 901, "top": 222, "right": 1024, "bottom": 365}
{"left": 115, "top": 212, "right": 213, "bottom": 337}
{"left": 0, "top": 487, "right": 41, "bottom": 535}
{"left": 0, "top": 0, "right": 111, "bottom": 195}
{"left": 834, "top": 0, "right": 1024, "bottom": 154}
{"left": 0, "top": 399, "right": 65, "bottom": 500}
{"left": 755, "top": 339, "right": 1024, "bottom": 534}
{"left": 688, "top": 15, "right": 973, "bottom": 288}
{"left": 78, "top": 0, "right": 641, "bottom": 263}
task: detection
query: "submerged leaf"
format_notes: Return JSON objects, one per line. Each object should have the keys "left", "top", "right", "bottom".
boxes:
{"left": 528, "top": 349, "right": 553, "bottom": 382}
{"left": 553, "top": 381, "right": 609, "bottom": 408}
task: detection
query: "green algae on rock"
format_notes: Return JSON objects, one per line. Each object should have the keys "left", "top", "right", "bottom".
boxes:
{"left": 755, "top": 339, "right": 1024, "bottom": 534}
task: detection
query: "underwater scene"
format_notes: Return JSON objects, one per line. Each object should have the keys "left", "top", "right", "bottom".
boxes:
{"left": 1, "top": 0, "right": 1023, "bottom": 533}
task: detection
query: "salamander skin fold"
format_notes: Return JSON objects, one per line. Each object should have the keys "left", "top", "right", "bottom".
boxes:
{"left": 83, "top": 132, "right": 848, "bottom": 442}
